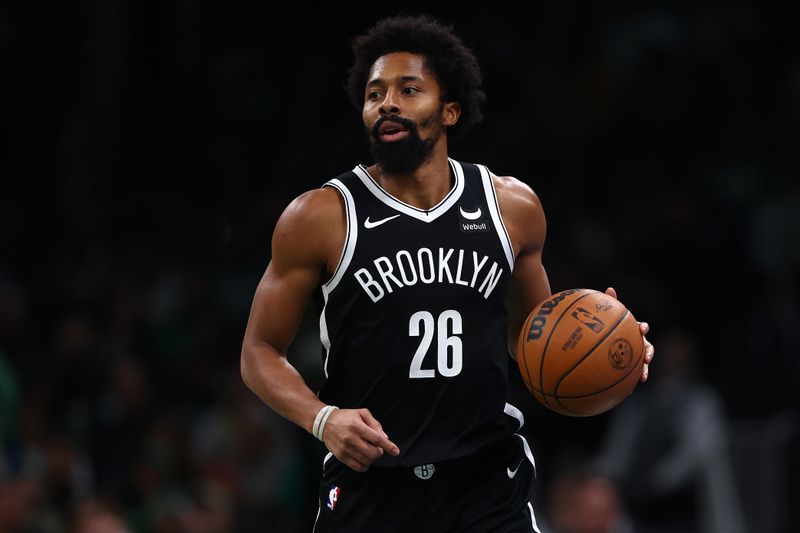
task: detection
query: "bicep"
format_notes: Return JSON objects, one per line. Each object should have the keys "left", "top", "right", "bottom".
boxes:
{"left": 242, "top": 191, "right": 340, "bottom": 355}
{"left": 243, "top": 256, "right": 321, "bottom": 355}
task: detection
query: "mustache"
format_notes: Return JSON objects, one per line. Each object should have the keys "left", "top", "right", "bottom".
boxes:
{"left": 371, "top": 115, "right": 418, "bottom": 140}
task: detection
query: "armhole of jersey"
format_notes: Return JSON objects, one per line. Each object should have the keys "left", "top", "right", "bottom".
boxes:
{"left": 477, "top": 164, "right": 515, "bottom": 272}
{"left": 321, "top": 179, "right": 358, "bottom": 295}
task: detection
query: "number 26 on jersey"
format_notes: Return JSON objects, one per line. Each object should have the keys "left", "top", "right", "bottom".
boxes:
{"left": 408, "top": 309, "right": 463, "bottom": 378}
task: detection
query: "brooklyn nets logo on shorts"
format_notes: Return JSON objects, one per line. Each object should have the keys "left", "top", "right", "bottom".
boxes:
{"left": 414, "top": 464, "right": 435, "bottom": 480}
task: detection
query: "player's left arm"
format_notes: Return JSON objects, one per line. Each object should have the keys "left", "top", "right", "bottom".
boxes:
{"left": 494, "top": 174, "right": 654, "bottom": 381}
{"left": 492, "top": 175, "right": 552, "bottom": 360}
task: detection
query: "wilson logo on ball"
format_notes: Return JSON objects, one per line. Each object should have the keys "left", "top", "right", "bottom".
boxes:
{"left": 526, "top": 289, "right": 580, "bottom": 340}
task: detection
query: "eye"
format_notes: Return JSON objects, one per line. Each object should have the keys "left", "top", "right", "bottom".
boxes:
{"left": 366, "top": 90, "right": 381, "bottom": 100}
{"left": 402, "top": 87, "right": 420, "bottom": 95}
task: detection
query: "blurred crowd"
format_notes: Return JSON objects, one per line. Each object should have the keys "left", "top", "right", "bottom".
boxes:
{"left": 0, "top": 260, "right": 316, "bottom": 531}
{"left": 2, "top": 1, "right": 798, "bottom": 532}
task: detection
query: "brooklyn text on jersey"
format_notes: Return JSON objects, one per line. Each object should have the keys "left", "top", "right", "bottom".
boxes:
{"left": 353, "top": 247, "right": 504, "bottom": 303}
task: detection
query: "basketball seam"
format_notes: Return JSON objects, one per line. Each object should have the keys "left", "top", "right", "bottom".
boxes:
{"left": 553, "top": 309, "right": 631, "bottom": 413}
{"left": 553, "top": 347, "right": 643, "bottom": 416}
{"left": 527, "top": 349, "right": 643, "bottom": 400}
{"left": 555, "top": 309, "right": 629, "bottom": 391}
{"left": 539, "top": 291, "right": 597, "bottom": 406}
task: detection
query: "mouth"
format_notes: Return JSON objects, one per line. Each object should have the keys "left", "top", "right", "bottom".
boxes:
{"left": 377, "top": 119, "right": 410, "bottom": 142}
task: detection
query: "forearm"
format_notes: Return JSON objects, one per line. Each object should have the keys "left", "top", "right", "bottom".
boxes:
{"left": 241, "top": 341, "right": 326, "bottom": 434}
{"left": 507, "top": 310, "right": 528, "bottom": 360}
{"left": 506, "top": 256, "right": 551, "bottom": 360}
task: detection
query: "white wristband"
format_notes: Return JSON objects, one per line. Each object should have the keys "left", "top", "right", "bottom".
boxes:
{"left": 317, "top": 405, "right": 338, "bottom": 442}
{"left": 312, "top": 406, "right": 327, "bottom": 437}
{"left": 312, "top": 405, "right": 339, "bottom": 441}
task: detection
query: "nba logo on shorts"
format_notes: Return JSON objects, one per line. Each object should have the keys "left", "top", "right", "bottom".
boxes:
{"left": 327, "top": 486, "right": 340, "bottom": 510}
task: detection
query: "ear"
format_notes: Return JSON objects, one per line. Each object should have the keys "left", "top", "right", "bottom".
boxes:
{"left": 442, "top": 101, "right": 461, "bottom": 127}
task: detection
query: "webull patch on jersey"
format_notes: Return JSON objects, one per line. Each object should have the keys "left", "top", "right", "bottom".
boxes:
{"left": 459, "top": 220, "right": 489, "bottom": 233}
{"left": 459, "top": 205, "right": 489, "bottom": 233}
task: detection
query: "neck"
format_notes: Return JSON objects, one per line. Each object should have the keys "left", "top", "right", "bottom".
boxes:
{"left": 367, "top": 142, "right": 452, "bottom": 210}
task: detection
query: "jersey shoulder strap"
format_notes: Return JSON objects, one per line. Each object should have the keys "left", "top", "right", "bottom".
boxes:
{"left": 457, "top": 160, "right": 516, "bottom": 271}
{"left": 318, "top": 170, "right": 360, "bottom": 295}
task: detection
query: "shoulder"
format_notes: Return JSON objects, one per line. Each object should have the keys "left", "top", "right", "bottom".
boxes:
{"left": 275, "top": 186, "right": 343, "bottom": 233}
{"left": 464, "top": 160, "right": 543, "bottom": 219}
{"left": 491, "top": 174, "right": 544, "bottom": 215}
{"left": 272, "top": 186, "right": 345, "bottom": 265}
{"left": 490, "top": 173, "right": 546, "bottom": 254}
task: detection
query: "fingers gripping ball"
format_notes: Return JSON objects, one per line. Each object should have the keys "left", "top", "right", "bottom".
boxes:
{"left": 517, "top": 289, "right": 644, "bottom": 417}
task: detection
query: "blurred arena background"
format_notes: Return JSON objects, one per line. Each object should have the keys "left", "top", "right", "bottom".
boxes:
{"left": 1, "top": 1, "right": 798, "bottom": 532}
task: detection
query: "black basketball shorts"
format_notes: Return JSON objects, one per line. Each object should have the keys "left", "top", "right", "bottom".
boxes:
{"left": 313, "top": 433, "right": 541, "bottom": 533}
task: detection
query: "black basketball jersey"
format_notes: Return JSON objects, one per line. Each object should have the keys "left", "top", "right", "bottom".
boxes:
{"left": 316, "top": 159, "right": 525, "bottom": 467}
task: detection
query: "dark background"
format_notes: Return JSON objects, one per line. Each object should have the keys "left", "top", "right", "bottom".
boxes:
{"left": 1, "top": 1, "right": 798, "bottom": 532}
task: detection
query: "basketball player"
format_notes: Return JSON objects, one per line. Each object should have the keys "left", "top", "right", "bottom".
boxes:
{"left": 241, "top": 15, "right": 654, "bottom": 532}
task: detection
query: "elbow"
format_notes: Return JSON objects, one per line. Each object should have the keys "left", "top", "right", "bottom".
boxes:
{"left": 240, "top": 338, "right": 284, "bottom": 392}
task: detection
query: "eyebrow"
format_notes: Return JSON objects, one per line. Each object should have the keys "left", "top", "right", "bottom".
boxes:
{"left": 366, "top": 75, "right": 424, "bottom": 87}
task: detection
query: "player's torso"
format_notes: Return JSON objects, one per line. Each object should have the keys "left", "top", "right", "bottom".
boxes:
{"left": 317, "top": 159, "right": 522, "bottom": 466}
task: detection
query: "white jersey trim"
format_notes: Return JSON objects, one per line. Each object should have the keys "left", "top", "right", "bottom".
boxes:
{"left": 319, "top": 299, "right": 331, "bottom": 378}
{"left": 319, "top": 179, "right": 357, "bottom": 378}
{"left": 322, "top": 452, "right": 334, "bottom": 467}
{"left": 352, "top": 158, "right": 465, "bottom": 223}
{"left": 504, "top": 401, "right": 525, "bottom": 430}
{"left": 313, "top": 501, "right": 321, "bottom": 533}
{"left": 516, "top": 433, "right": 536, "bottom": 476}
{"left": 527, "top": 502, "right": 541, "bottom": 533}
{"left": 321, "top": 179, "right": 358, "bottom": 294}
{"left": 477, "top": 164, "right": 515, "bottom": 272}
{"left": 319, "top": 285, "right": 331, "bottom": 379}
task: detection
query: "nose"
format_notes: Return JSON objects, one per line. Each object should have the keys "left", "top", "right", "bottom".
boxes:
{"left": 379, "top": 89, "right": 400, "bottom": 116}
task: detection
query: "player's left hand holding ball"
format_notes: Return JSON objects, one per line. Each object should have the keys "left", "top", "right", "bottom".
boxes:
{"left": 605, "top": 287, "right": 654, "bottom": 382}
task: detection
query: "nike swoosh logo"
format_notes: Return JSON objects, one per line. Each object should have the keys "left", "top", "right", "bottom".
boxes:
{"left": 364, "top": 214, "right": 401, "bottom": 229}
{"left": 507, "top": 462, "right": 522, "bottom": 479}
{"left": 459, "top": 206, "right": 482, "bottom": 220}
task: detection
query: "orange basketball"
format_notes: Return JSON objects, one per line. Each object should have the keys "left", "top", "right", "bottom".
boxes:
{"left": 517, "top": 288, "right": 644, "bottom": 417}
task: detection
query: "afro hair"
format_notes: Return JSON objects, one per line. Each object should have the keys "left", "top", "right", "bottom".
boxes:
{"left": 346, "top": 14, "right": 485, "bottom": 139}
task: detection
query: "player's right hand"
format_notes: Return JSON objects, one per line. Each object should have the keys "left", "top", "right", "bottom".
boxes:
{"left": 322, "top": 408, "right": 400, "bottom": 472}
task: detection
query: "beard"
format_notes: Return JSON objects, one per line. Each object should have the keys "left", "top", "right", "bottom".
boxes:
{"left": 367, "top": 112, "right": 442, "bottom": 175}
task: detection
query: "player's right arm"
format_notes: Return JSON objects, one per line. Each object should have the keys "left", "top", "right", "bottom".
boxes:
{"left": 240, "top": 188, "right": 399, "bottom": 472}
